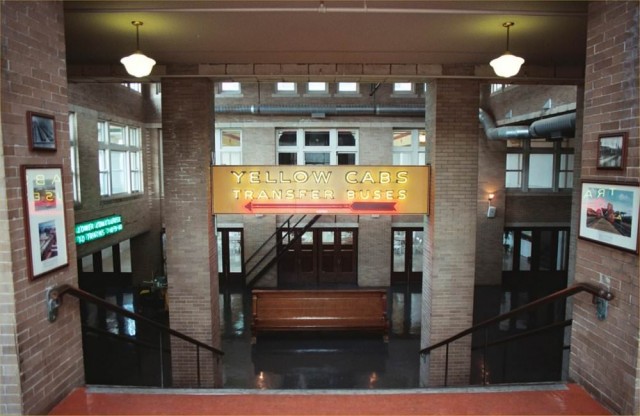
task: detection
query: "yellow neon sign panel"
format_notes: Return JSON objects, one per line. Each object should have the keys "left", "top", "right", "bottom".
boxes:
{"left": 212, "top": 165, "right": 430, "bottom": 215}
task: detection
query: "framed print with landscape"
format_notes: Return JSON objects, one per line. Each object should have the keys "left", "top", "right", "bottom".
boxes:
{"left": 597, "top": 132, "right": 627, "bottom": 170}
{"left": 21, "top": 166, "right": 68, "bottom": 280}
{"left": 579, "top": 181, "right": 639, "bottom": 254}
{"left": 27, "top": 111, "right": 56, "bottom": 151}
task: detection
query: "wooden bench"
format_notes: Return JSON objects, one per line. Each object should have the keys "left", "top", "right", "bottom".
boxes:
{"left": 251, "top": 289, "right": 389, "bottom": 343}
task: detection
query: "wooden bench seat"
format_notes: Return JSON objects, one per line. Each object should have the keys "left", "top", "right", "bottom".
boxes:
{"left": 251, "top": 289, "right": 389, "bottom": 343}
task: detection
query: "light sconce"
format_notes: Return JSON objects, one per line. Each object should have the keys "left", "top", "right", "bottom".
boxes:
{"left": 487, "top": 193, "right": 496, "bottom": 218}
{"left": 120, "top": 21, "right": 156, "bottom": 78}
{"left": 490, "top": 22, "right": 525, "bottom": 78}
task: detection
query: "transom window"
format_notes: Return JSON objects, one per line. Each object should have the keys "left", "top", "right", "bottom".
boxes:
{"left": 219, "top": 82, "right": 241, "bottom": 93}
{"left": 276, "top": 82, "right": 297, "bottom": 93}
{"left": 338, "top": 82, "right": 358, "bottom": 93}
{"left": 393, "top": 129, "right": 427, "bottom": 165}
{"left": 215, "top": 129, "right": 242, "bottom": 165}
{"left": 277, "top": 129, "right": 358, "bottom": 165}
{"left": 307, "top": 82, "right": 328, "bottom": 93}
{"left": 506, "top": 138, "right": 574, "bottom": 191}
{"left": 98, "top": 121, "right": 143, "bottom": 197}
{"left": 393, "top": 82, "right": 414, "bottom": 93}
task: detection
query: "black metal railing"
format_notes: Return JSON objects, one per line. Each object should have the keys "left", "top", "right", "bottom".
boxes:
{"left": 420, "top": 282, "right": 614, "bottom": 386}
{"left": 48, "top": 284, "right": 224, "bottom": 388}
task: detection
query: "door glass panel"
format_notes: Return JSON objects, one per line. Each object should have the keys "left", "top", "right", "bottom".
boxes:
{"left": 519, "top": 231, "right": 532, "bottom": 271}
{"left": 301, "top": 231, "right": 313, "bottom": 245}
{"left": 538, "top": 230, "right": 553, "bottom": 271}
{"left": 119, "top": 239, "right": 132, "bottom": 273}
{"left": 411, "top": 231, "right": 423, "bottom": 272}
{"left": 503, "top": 231, "right": 514, "bottom": 271}
{"left": 341, "top": 231, "right": 353, "bottom": 246}
{"left": 391, "top": 293, "right": 405, "bottom": 335}
{"left": 557, "top": 230, "right": 568, "bottom": 271}
{"left": 229, "top": 231, "right": 242, "bottom": 273}
{"left": 410, "top": 293, "right": 422, "bottom": 335}
{"left": 393, "top": 231, "right": 405, "bottom": 272}
{"left": 322, "top": 231, "right": 334, "bottom": 244}
{"left": 217, "top": 232, "right": 224, "bottom": 272}
{"left": 101, "top": 247, "right": 114, "bottom": 272}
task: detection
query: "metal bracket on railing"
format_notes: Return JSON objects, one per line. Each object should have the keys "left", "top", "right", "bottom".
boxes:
{"left": 592, "top": 288, "right": 614, "bottom": 321}
{"left": 47, "top": 287, "right": 62, "bottom": 323}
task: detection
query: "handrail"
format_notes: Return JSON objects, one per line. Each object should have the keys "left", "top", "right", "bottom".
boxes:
{"left": 48, "top": 284, "right": 224, "bottom": 357}
{"left": 420, "top": 282, "right": 613, "bottom": 356}
{"left": 247, "top": 214, "right": 322, "bottom": 288}
{"left": 470, "top": 319, "right": 572, "bottom": 351}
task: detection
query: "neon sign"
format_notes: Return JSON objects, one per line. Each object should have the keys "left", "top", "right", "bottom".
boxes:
{"left": 75, "top": 215, "right": 123, "bottom": 244}
{"left": 212, "top": 166, "right": 430, "bottom": 215}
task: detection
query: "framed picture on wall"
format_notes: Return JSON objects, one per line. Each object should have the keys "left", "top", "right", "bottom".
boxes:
{"left": 579, "top": 181, "right": 640, "bottom": 254}
{"left": 597, "top": 132, "right": 627, "bottom": 170}
{"left": 21, "top": 166, "right": 69, "bottom": 280}
{"left": 27, "top": 111, "right": 56, "bottom": 151}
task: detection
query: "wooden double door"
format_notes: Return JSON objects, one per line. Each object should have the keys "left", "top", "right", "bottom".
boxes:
{"left": 277, "top": 228, "right": 357, "bottom": 287}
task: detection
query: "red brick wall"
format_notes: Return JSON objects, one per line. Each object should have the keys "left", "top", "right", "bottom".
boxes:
{"left": 570, "top": 1, "right": 639, "bottom": 414}
{"left": 0, "top": 1, "right": 84, "bottom": 414}
{"left": 161, "top": 78, "right": 221, "bottom": 387}
{"left": 423, "top": 79, "right": 479, "bottom": 386}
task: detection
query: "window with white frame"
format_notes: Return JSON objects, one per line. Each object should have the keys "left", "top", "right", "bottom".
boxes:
{"left": 307, "top": 82, "right": 328, "bottom": 94}
{"left": 392, "top": 129, "right": 427, "bottom": 165}
{"left": 215, "top": 129, "right": 242, "bottom": 165}
{"left": 277, "top": 129, "right": 358, "bottom": 165}
{"left": 338, "top": 82, "right": 359, "bottom": 93}
{"left": 98, "top": 121, "right": 143, "bottom": 197}
{"left": 506, "top": 138, "right": 574, "bottom": 191}
{"left": 69, "top": 112, "right": 81, "bottom": 203}
{"left": 276, "top": 82, "right": 297, "bottom": 94}
{"left": 393, "top": 82, "right": 413, "bottom": 93}
{"left": 219, "top": 82, "right": 241, "bottom": 94}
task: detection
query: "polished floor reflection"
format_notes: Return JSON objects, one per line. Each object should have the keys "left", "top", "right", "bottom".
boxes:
{"left": 220, "top": 286, "right": 422, "bottom": 389}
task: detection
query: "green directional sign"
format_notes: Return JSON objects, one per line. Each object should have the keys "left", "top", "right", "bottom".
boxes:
{"left": 75, "top": 215, "right": 123, "bottom": 245}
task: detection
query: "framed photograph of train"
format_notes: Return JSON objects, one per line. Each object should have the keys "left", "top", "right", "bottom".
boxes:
{"left": 597, "top": 132, "right": 627, "bottom": 170}
{"left": 21, "top": 165, "right": 69, "bottom": 280}
{"left": 27, "top": 111, "right": 57, "bottom": 151}
{"left": 579, "top": 181, "right": 640, "bottom": 254}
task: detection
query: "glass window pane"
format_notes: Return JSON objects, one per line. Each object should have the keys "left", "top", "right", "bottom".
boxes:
{"left": 109, "top": 124, "right": 125, "bottom": 145}
{"left": 341, "top": 231, "right": 353, "bottom": 246}
{"left": 305, "top": 131, "right": 330, "bottom": 146}
{"left": 393, "top": 130, "right": 412, "bottom": 147}
{"left": 338, "top": 131, "right": 356, "bottom": 146}
{"left": 129, "top": 128, "right": 140, "bottom": 147}
{"left": 519, "top": 231, "right": 532, "bottom": 271}
{"left": 338, "top": 82, "right": 357, "bottom": 92}
{"left": 119, "top": 239, "right": 132, "bottom": 272}
{"left": 110, "top": 151, "right": 127, "bottom": 194}
{"left": 82, "top": 255, "right": 94, "bottom": 272}
{"left": 506, "top": 153, "right": 522, "bottom": 170}
{"left": 337, "top": 153, "right": 355, "bottom": 165}
{"left": 322, "top": 231, "right": 334, "bottom": 245}
{"left": 278, "top": 153, "right": 297, "bottom": 165}
{"left": 557, "top": 230, "right": 568, "bottom": 271}
{"left": 506, "top": 139, "right": 523, "bottom": 148}
{"left": 301, "top": 231, "right": 313, "bottom": 245}
{"left": 559, "top": 172, "right": 573, "bottom": 189}
{"left": 305, "top": 152, "right": 330, "bottom": 165}
{"left": 97, "top": 122, "right": 106, "bottom": 142}
{"left": 394, "top": 82, "right": 413, "bottom": 92}
{"left": 228, "top": 231, "right": 242, "bottom": 273}
{"left": 278, "top": 131, "right": 297, "bottom": 146}
{"left": 502, "top": 231, "right": 514, "bottom": 271}
{"left": 411, "top": 231, "right": 423, "bottom": 272}
{"left": 393, "top": 231, "right": 405, "bottom": 272}
{"left": 538, "top": 230, "right": 554, "bottom": 271}
{"left": 101, "top": 247, "right": 114, "bottom": 272}
{"left": 530, "top": 139, "right": 554, "bottom": 148}
{"left": 221, "top": 82, "right": 240, "bottom": 92}
{"left": 505, "top": 172, "right": 521, "bottom": 188}
{"left": 276, "top": 82, "right": 296, "bottom": 92}
{"left": 307, "top": 82, "right": 327, "bottom": 92}
{"left": 222, "top": 130, "right": 241, "bottom": 147}
{"left": 418, "top": 131, "right": 427, "bottom": 147}
{"left": 217, "top": 232, "right": 224, "bottom": 272}
{"left": 528, "top": 154, "right": 554, "bottom": 188}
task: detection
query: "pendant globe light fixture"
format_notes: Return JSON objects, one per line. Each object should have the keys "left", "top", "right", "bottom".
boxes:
{"left": 121, "top": 21, "right": 156, "bottom": 78}
{"left": 490, "top": 22, "right": 525, "bottom": 78}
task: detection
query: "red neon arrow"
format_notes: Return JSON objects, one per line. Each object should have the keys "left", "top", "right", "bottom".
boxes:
{"left": 244, "top": 201, "right": 396, "bottom": 213}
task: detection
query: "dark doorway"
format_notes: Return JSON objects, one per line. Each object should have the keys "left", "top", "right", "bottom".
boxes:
{"left": 391, "top": 228, "right": 424, "bottom": 285}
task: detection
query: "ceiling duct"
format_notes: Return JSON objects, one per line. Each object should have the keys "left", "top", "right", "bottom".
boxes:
{"left": 479, "top": 108, "right": 576, "bottom": 140}
{"left": 215, "top": 104, "right": 424, "bottom": 117}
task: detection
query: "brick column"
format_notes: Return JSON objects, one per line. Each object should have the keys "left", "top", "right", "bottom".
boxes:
{"left": 161, "top": 78, "right": 221, "bottom": 387}
{"left": 570, "top": 1, "right": 639, "bottom": 414}
{"left": 421, "top": 79, "right": 479, "bottom": 386}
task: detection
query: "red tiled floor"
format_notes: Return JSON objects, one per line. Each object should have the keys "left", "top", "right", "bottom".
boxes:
{"left": 50, "top": 384, "right": 610, "bottom": 415}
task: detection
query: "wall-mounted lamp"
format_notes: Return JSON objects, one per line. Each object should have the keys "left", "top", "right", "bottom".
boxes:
{"left": 120, "top": 21, "right": 156, "bottom": 78}
{"left": 490, "top": 22, "right": 525, "bottom": 78}
{"left": 487, "top": 193, "right": 496, "bottom": 218}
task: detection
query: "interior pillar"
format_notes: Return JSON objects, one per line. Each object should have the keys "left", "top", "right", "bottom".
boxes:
{"left": 161, "top": 78, "right": 221, "bottom": 387}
